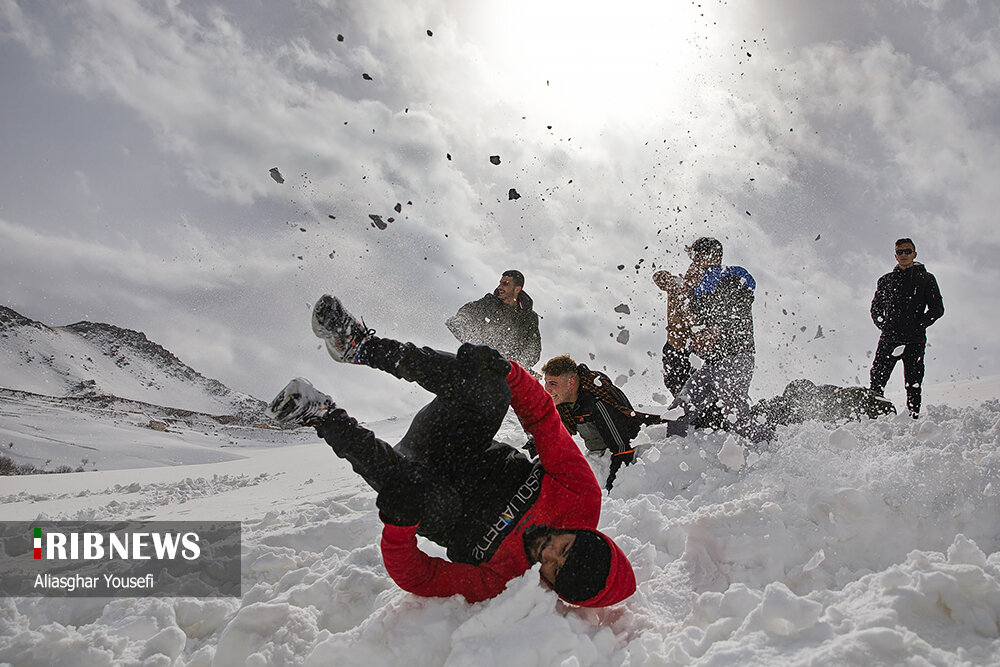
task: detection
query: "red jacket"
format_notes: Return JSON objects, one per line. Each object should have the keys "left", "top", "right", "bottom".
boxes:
{"left": 380, "top": 361, "right": 636, "bottom": 607}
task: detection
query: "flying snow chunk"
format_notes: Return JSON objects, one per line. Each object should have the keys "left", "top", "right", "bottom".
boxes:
{"left": 368, "top": 214, "right": 387, "bottom": 230}
{"left": 829, "top": 428, "right": 859, "bottom": 450}
{"left": 616, "top": 329, "right": 630, "bottom": 345}
{"left": 814, "top": 325, "right": 824, "bottom": 339}
{"left": 615, "top": 304, "right": 631, "bottom": 314}
{"left": 916, "top": 420, "right": 943, "bottom": 443}
{"left": 892, "top": 345, "right": 906, "bottom": 357}
{"left": 269, "top": 167, "right": 284, "bottom": 184}
{"left": 718, "top": 437, "right": 745, "bottom": 470}
{"left": 490, "top": 155, "right": 501, "bottom": 165}
{"left": 508, "top": 188, "right": 520, "bottom": 200}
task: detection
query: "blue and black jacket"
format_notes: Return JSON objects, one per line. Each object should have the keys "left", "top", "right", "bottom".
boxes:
{"left": 690, "top": 265, "right": 757, "bottom": 362}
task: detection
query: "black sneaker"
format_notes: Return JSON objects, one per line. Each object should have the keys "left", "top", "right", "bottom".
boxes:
{"left": 312, "top": 295, "right": 375, "bottom": 363}
{"left": 267, "top": 378, "right": 334, "bottom": 426}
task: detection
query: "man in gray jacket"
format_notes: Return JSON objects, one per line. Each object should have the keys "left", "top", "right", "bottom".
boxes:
{"left": 446, "top": 270, "right": 542, "bottom": 370}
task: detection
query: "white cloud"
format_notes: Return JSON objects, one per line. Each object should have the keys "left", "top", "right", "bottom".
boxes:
{"left": 0, "top": 0, "right": 51, "bottom": 57}
{"left": 1, "top": 0, "right": 997, "bottom": 418}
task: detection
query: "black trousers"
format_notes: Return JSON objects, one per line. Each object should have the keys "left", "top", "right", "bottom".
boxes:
{"left": 314, "top": 338, "right": 535, "bottom": 562}
{"left": 661, "top": 341, "right": 692, "bottom": 398}
{"left": 870, "top": 335, "right": 926, "bottom": 415}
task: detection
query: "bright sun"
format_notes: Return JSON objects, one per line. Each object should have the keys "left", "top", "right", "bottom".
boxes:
{"left": 471, "top": 1, "right": 708, "bottom": 129}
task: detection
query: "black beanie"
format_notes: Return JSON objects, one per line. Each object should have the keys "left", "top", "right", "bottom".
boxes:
{"left": 553, "top": 530, "right": 612, "bottom": 602}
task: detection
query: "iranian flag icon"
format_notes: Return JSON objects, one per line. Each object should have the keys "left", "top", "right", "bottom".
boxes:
{"left": 33, "top": 527, "right": 41, "bottom": 559}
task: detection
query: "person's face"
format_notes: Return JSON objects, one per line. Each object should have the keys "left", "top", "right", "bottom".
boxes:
{"left": 895, "top": 243, "right": 917, "bottom": 269}
{"left": 497, "top": 275, "right": 522, "bottom": 305}
{"left": 544, "top": 373, "right": 578, "bottom": 405}
{"left": 525, "top": 528, "right": 577, "bottom": 585}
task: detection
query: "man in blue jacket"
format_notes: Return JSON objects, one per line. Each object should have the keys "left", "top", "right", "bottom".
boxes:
{"left": 869, "top": 238, "right": 945, "bottom": 417}
{"left": 668, "top": 237, "right": 772, "bottom": 445}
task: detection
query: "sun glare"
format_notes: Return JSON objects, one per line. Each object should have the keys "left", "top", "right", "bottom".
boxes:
{"left": 472, "top": 1, "right": 706, "bottom": 129}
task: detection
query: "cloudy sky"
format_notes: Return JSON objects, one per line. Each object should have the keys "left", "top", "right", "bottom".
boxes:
{"left": 2, "top": 0, "right": 998, "bottom": 421}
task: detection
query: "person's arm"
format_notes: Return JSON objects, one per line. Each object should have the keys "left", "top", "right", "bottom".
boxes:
{"left": 505, "top": 363, "right": 601, "bottom": 497}
{"left": 521, "top": 315, "right": 542, "bottom": 368}
{"left": 870, "top": 277, "right": 888, "bottom": 329}
{"left": 445, "top": 298, "right": 485, "bottom": 341}
{"left": 921, "top": 274, "right": 944, "bottom": 328}
{"left": 653, "top": 270, "right": 679, "bottom": 292}
{"left": 380, "top": 524, "right": 508, "bottom": 603}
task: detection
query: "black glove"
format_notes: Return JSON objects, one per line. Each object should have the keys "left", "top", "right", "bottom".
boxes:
{"left": 376, "top": 473, "right": 426, "bottom": 527}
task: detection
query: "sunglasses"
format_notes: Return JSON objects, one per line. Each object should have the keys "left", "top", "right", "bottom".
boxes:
{"left": 895, "top": 248, "right": 914, "bottom": 256}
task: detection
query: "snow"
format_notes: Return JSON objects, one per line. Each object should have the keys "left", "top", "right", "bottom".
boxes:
{"left": 0, "top": 311, "right": 260, "bottom": 417}
{"left": 1, "top": 379, "right": 999, "bottom": 665}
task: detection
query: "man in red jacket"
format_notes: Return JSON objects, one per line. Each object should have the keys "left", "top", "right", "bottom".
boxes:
{"left": 267, "top": 295, "right": 635, "bottom": 607}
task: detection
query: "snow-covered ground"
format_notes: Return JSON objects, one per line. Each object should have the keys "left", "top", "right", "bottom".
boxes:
{"left": 1, "top": 378, "right": 999, "bottom": 665}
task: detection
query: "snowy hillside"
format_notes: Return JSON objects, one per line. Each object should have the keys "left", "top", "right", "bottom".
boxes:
{"left": 1, "top": 376, "right": 998, "bottom": 665}
{"left": 0, "top": 306, "right": 264, "bottom": 419}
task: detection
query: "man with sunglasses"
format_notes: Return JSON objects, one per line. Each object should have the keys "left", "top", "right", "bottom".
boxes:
{"left": 869, "top": 238, "right": 945, "bottom": 417}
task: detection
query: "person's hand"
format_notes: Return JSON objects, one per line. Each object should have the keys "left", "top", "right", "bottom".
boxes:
{"left": 376, "top": 475, "right": 425, "bottom": 527}
{"left": 653, "top": 271, "right": 681, "bottom": 291}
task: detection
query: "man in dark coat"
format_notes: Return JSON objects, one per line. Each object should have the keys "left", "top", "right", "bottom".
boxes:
{"left": 268, "top": 295, "right": 635, "bottom": 607}
{"left": 541, "top": 355, "right": 662, "bottom": 491}
{"left": 869, "top": 237, "right": 945, "bottom": 417}
{"left": 446, "top": 270, "right": 542, "bottom": 370}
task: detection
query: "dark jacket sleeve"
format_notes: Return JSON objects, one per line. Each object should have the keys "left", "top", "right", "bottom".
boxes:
{"left": 518, "top": 312, "right": 542, "bottom": 369}
{"left": 870, "top": 275, "right": 889, "bottom": 330}
{"left": 919, "top": 273, "right": 944, "bottom": 328}
{"left": 446, "top": 297, "right": 486, "bottom": 342}
{"left": 585, "top": 375, "right": 638, "bottom": 456}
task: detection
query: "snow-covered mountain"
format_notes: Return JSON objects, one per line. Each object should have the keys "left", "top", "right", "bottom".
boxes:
{"left": 0, "top": 305, "right": 264, "bottom": 420}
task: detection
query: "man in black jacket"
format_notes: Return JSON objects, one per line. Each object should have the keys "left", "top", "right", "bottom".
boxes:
{"left": 446, "top": 270, "right": 542, "bottom": 370}
{"left": 869, "top": 238, "right": 945, "bottom": 417}
{"left": 541, "top": 355, "right": 662, "bottom": 491}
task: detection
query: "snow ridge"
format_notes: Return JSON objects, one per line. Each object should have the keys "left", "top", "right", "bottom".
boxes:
{"left": 0, "top": 305, "right": 264, "bottom": 418}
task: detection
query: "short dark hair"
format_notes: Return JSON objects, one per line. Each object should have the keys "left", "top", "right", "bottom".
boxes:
{"left": 689, "top": 236, "right": 723, "bottom": 259}
{"left": 895, "top": 238, "right": 915, "bottom": 250}
{"left": 502, "top": 269, "right": 525, "bottom": 287}
{"left": 541, "top": 355, "right": 578, "bottom": 377}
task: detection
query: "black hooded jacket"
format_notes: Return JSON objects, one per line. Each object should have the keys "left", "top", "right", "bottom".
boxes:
{"left": 446, "top": 290, "right": 542, "bottom": 369}
{"left": 870, "top": 263, "right": 944, "bottom": 342}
